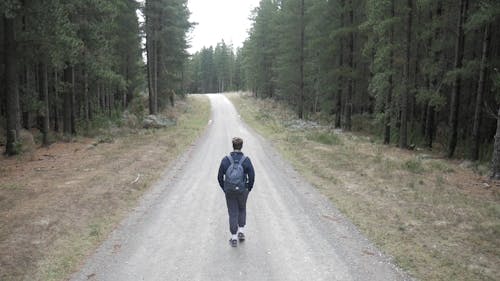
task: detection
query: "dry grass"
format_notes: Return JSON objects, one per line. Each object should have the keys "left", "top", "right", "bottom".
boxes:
{"left": 0, "top": 95, "right": 210, "bottom": 281}
{"left": 229, "top": 93, "right": 500, "bottom": 281}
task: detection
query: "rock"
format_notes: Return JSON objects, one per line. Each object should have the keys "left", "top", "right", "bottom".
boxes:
{"left": 18, "top": 130, "right": 36, "bottom": 160}
{"left": 142, "top": 115, "right": 176, "bottom": 129}
{"left": 418, "top": 154, "right": 432, "bottom": 160}
{"left": 459, "top": 160, "right": 473, "bottom": 169}
{"left": 122, "top": 111, "right": 139, "bottom": 128}
{"left": 20, "top": 130, "right": 35, "bottom": 148}
{"left": 285, "top": 119, "right": 323, "bottom": 130}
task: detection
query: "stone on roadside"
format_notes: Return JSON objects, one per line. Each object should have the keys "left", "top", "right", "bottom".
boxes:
{"left": 459, "top": 160, "right": 473, "bottom": 169}
{"left": 142, "top": 115, "right": 176, "bottom": 129}
{"left": 122, "top": 111, "right": 139, "bottom": 128}
{"left": 285, "top": 119, "right": 323, "bottom": 130}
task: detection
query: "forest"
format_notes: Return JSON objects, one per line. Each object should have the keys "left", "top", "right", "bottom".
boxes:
{"left": 186, "top": 0, "right": 500, "bottom": 178}
{"left": 2, "top": 0, "right": 500, "bottom": 177}
{"left": 0, "top": 0, "right": 190, "bottom": 154}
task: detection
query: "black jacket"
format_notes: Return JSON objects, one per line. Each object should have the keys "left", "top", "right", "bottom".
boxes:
{"left": 217, "top": 151, "right": 255, "bottom": 191}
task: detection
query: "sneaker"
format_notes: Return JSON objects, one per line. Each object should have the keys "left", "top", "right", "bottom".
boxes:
{"left": 237, "top": 232, "right": 245, "bottom": 242}
{"left": 229, "top": 238, "right": 237, "bottom": 247}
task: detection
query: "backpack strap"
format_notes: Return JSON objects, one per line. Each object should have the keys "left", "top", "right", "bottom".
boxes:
{"left": 239, "top": 155, "right": 247, "bottom": 165}
{"left": 227, "top": 155, "right": 234, "bottom": 165}
{"left": 227, "top": 154, "right": 246, "bottom": 165}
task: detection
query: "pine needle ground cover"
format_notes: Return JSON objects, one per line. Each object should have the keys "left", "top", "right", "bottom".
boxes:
{"left": 229, "top": 93, "right": 500, "bottom": 281}
{"left": 0, "top": 95, "right": 210, "bottom": 281}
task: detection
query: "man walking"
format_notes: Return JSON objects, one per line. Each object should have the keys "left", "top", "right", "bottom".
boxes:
{"left": 217, "top": 137, "right": 255, "bottom": 247}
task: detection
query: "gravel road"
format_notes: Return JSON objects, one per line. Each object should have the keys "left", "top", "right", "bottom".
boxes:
{"left": 71, "top": 94, "right": 411, "bottom": 281}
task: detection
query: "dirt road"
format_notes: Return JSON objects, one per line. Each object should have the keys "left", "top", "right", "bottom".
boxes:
{"left": 71, "top": 94, "right": 410, "bottom": 281}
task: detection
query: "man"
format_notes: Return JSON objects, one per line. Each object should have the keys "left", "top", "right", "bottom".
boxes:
{"left": 217, "top": 137, "right": 255, "bottom": 247}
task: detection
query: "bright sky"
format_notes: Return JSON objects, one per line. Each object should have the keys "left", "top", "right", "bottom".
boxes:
{"left": 187, "top": 0, "right": 261, "bottom": 54}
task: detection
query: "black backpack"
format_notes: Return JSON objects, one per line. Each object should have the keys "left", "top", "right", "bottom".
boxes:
{"left": 224, "top": 155, "right": 247, "bottom": 194}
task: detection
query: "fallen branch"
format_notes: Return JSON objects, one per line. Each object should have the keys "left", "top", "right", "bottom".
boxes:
{"left": 131, "top": 174, "right": 141, "bottom": 184}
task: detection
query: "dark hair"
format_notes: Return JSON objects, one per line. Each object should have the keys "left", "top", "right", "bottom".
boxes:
{"left": 232, "top": 137, "right": 243, "bottom": 150}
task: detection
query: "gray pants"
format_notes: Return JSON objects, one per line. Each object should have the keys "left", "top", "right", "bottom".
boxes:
{"left": 225, "top": 189, "right": 249, "bottom": 234}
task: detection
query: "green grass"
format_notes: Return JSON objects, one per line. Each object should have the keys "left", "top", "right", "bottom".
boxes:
{"left": 403, "top": 158, "right": 425, "bottom": 174}
{"left": 229, "top": 93, "right": 500, "bottom": 281}
{"left": 0, "top": 183, "right": 21, "bottom": 190}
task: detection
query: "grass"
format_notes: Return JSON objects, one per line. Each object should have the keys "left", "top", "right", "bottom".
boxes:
{"left": 38, "top": 218, "right": 114, "bottom": 281}
{"left": 403, "top": 158, "right": 425, "bottom": 174}
{"left": 0, "top": 183, "right": 21, "bottom": 190}
{"left": 306, "top": 131, "right": 342, "bottom": 145}
{"left": 47, "top": 96, "right": 208, "bottom": 280}
{"left": 229, "top": 93, "right": 500, "bottom": 281}
{"left": 44, "top": 96, "right": 210, "bottom": 281}
{"left": 0, "top": 95, "right": 211, "bottom": 281}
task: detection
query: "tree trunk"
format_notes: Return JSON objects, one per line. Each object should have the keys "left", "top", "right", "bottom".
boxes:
{"left": 146, "top": 37, "right": 154, "bottom": 114}
{"left": 400, "top": 0, "right": 413, "bottom": 149}
{"left": 384, "top": 0, "right": 395, "bottom": 145}
{"left": 4, "top": 15, "right": 21, "bottom": 155}
{"left": 153, "top": 38, "right": 158, "bottom": 114}
{"left": 425, "top": 103, "right": 435, "bottom": 148}
{"left": 63, "top": 67, "right": 72, "bottom": 136}
{"left": 84, "top": 70, "right": 89, "bottom": 121}
{"left": 298, "top": 0, "right": 305, "bottom": 119}
{"left": 0, "top": 20, "right": 4, "bottom": 119}
{"left": 97, "top": 83, "right": 101, "bottom": 112}
{"left": 145, "top": 3, "right": 158, "bottom": 115}
{"left": 40, "top": 63, "right": 50, "bottom": 146}
{"left": 169, "top": 89, "right": 175, "bottom": 107}
{"left": 492, "top": 106, "right": 500, "bottom": 180}
{"left": 71, "top": 66, "right": 76, "bottom": 135}
{"left": 54, "top": 71, "right": 59, "bottom": 132}
{"left": 344, "top": 0, "right": 354, "bottom": 131}
{"left": 335, "top": 0, "right": 344, "bottom": 129}
{"left": 447, "top": 0, "right": 468, "bottom": 158}
{"left": 471, "top": 24, "right": 491, "bottom": 160}
{"left": 109, "top": 86, "right": 114, "bottom": 115}
{"left": 23, "top": 65, "right": 32, "bottom": 130}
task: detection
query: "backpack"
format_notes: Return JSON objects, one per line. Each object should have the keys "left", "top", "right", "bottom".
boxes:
{"left": 224, "top": 155, "right": 247, "bottom": 194}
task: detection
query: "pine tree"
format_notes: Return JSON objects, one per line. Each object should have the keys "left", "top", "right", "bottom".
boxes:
{"left": 2, "top": 1, "right": 22, "bottom": 155}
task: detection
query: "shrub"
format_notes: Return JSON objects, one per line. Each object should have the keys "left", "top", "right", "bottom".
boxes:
{"left": 307, "top": 132, "right": 341, "bottom": 145}
{"left": 403, "top": 158, "right": 425, "bottom": 174}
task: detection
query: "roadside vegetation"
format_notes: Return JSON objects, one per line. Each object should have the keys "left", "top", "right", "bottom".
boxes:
{"left": 230, "top": 93, "right": 500, "bottom": 281}
{"left": 0, "top": 95, "right": 210, "bottom": 281}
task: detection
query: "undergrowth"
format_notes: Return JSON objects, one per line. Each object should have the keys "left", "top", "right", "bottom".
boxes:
{"left": 229, "top": 93, "right": 500, "bottom": 281}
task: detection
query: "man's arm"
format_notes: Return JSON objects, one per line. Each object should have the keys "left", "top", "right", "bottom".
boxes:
{"left": 217, "top": 157, "right": 228, "bottom": 190}
{"left": 245, "top": 158, "right": 255, "bottom": 191}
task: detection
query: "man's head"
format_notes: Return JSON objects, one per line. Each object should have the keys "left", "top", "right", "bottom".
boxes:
{"left": 232, "top": 137, "right": 243, "bottom": 151}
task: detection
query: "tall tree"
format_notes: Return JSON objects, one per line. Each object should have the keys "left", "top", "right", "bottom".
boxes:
{"left": 492, "top": 100, "right": 500, "bottom": 179}
{"left": 145, "top": 0, "right": 191, "bottom": 112}
{"left": 363, "top": 0, "right": 397, "bottom": 144}
{"left": 3, "top": 2, "right": 22, "bottom": 155}
{"left": 298, "top": 0, "right": 305, "bottom": 119}
{"left": 335, "top": 0, "right": 345, "bottom": 129}
{"left": 399, "top": 0, "right": 413, "bottom": 148}
{"left": 470, "top": 23, "right": 490, "bottom": 160}
{"left": 244, "top": 0, "right": 279, "bottom": 98}
{"left": 467, "top": 0, "right": 499, "bottom": 160}
{"left": 344, "top": 0, "right": 355, "bottom": 130}
{"left": 274, "top": 0, "right": 308, "bottom": 118}
{"left": 447, "top": 0, "right": 469, "bottom": 158}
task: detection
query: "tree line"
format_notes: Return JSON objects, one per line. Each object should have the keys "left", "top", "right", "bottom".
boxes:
{"left": 0, "top": 0, "right": 191, "bottom": 156}
{"left": 185, "top": 40, "right": 244, "bottom": 94}
{"left": 237, "top": 0, "right": 500, "bottom": 177}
